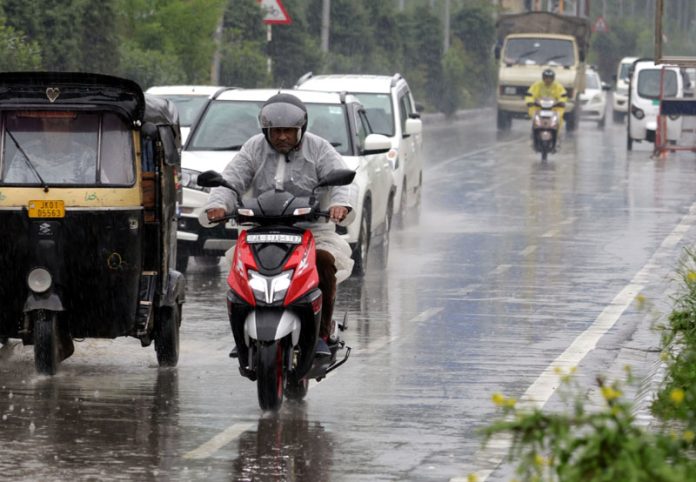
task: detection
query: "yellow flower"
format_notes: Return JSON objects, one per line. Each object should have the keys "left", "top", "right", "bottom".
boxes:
{"left": 635, "top": 294, "right": 646, "bottom": 309}
{"left": 687, "top": 271, "right": 696, "bottom": 282}
{"left": 492, "top": 392, "right": 506, "bottom": 406}
{"left": 601, "top": 386, "right": 622, "bottom": 401}
{"left": 554, "top": 366, "right": 563, "bottom": 375}
{"left": 504, "top": 397, "right": 517, "bottom": 409}
{"left": 670, "top": 388, "right": 685, "bottom": 405}
{"left": 467, "top": 474, "right": 479, "bottom": 482}
{"left": 684, "top": 431, "right": 695, "bottom": 443}
{"left": 534, "top": 454, "right": 546, "bottom": 467}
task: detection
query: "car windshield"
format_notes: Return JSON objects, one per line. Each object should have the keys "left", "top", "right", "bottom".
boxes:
{"left": 348, "top": 93, "right": 394, "bottom": 137}
{"left": 162, "top": 95, "right": 210, "bottom": 127}
{"left": 586, "top": 73, "right": 600, "bottom": 90}
{"left": 619, "top": 62, "right": 632, "bottom": 81}
{"left": 504, "top": 38, "right": 575, "bottom": 67}
{"left": 188, "top": 100, "right": 352, "bottom": 155}
{"left": 0, "top": 111, "right": 134, "bottom": 186}
{"left": 637, "top": 69, "right": 678, "bottom": 99}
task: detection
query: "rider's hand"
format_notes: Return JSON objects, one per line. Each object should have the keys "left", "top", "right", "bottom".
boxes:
{"left": 329, "top": 206, "right": 348, "bottom": 223}
{"left": 206, "top": 208, "right": 227, "bottom": 222}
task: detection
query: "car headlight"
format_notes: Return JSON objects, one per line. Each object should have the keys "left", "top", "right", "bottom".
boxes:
{"left": 592, "top": 94, "right": 602, "bottom": 103}
{"left": 248, "top": 270, "right": 293, "bottom": 304}
{"left": 631, "top": 105, "right": 645, "bottom": 120}
{"left": 27, "top": 268, "right": 52, "bottom": 293}
{"left": 180, "top": 168, "right": 210, "bottom": 193}
{"left": 616, "top": 87, "right": 628, "bottom": 96}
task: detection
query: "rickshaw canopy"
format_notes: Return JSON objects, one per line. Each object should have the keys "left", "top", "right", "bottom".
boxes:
{"left": 0, "top": 72, "right": 145, "bottom": 124}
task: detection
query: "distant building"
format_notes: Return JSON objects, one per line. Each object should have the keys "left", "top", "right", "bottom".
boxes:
{"left": 499, "top": 0, "right": 588, "bottom": 16}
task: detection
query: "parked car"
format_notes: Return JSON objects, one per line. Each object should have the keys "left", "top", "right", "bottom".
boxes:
{"left": 180, "top": 88, "right": 394, "bottom": 276}
{"left": 612, "top": 56, "right": 638, "bottom": 123}
{"left": 627, "top": 59, "right": 684, "bottom": 150}
{"left": 145, "top": 85, "right": 227, "bottom": 143}
{"left": 295, "top": 73, "right": 423, "bottom": 226}
{"left": 579, "top": 68, "right": 609, "bottom": 127}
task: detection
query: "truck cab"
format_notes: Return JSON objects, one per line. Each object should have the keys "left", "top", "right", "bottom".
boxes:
{"left": 495, "top": 12, "right": 591, "bottom": 132}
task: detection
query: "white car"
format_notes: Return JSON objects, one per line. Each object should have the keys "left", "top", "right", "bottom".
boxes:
{"left": 180, "top": 88, "right": 393, "bottom": 276}
{"left": 579, "top": 69, "right": 608, "bottom": 127}
{"left": 145, "top": 85, "right": 227, "bottom": 143}
{"left": 627, "top": 60, "right": 684, "bottom": 150}
{"left": 612, "top": 56, "right": 638, "bottom": 123}
{"left": 295, "top": 73, "right": 423, "bottom": 226}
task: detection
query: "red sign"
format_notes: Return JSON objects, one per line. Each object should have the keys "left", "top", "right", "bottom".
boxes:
{"left": 257, "top": 0, "right": 291, "bottom": 25}
{"left": 592, "top": 15, "right": 609, "bottom": 33}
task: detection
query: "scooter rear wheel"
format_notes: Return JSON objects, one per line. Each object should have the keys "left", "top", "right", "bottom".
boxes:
{"left": 257, "top": 341, "right": 286, "bottom": 411}
{"left": 285, "top": 375, "right": 309, "bottom": 401}
{"left": 33, "top": 310, "right": 59, "bottom": 376}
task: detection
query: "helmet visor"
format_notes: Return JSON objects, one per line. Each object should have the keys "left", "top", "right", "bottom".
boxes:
{"left": 258, "top": 102, "right": 307, "bottom": 129}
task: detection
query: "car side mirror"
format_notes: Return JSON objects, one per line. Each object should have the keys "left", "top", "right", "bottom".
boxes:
{"left": 316, "top": 169, "right": 356, "bottom": 188}
{"left": 362, "top": 133, "right": 392, "bottom": 155}
{"left": 602, "top": 82, "right": 611, "bottom": 91}
{"left": 404, "top": 118, "right": 422, "bottom": 137}
{"left": 415, "top": 103, "right": 425, "bottom": 113}
{"left": 196, "top": 170, "right": 226, "bottom": 188}
{"left": 494, "top": 44, "right": 501, "bottom": 60}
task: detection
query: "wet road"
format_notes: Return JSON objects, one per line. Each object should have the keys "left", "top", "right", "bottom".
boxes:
{"left": 3, "top": 112, "right": 696, "bottom": 481}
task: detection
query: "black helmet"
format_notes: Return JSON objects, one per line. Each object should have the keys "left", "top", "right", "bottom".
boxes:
{"left": 542, "top": 69, "right": 555, "bottom": 81}
{"left": 258, "top": 93, "right": 308, "bottom": 148}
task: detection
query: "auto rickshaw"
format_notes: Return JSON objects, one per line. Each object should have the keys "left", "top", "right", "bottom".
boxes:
{"left": 0, "top": 72, "right": 186, "bottom": 375}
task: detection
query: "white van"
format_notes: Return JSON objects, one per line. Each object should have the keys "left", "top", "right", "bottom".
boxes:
{"left": 627, "top": 60, "right": 683, "bottom": 150}
{"left": 612, "top": 56, "right": 638, "bottom": 123}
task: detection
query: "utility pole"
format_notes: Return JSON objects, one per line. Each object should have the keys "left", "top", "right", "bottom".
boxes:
{"left": 210, "top": 13, "right": 224, "bottom": 84}
{"left": 443, "top": 0, "right": 450, "bottom": 53}
{"left": 321, "top": 0, "right": 330, "bottom": 53}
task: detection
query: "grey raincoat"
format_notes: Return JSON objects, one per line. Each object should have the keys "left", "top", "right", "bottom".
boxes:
{"left": 204, "top": 131, "right": 356, "bottom": 282}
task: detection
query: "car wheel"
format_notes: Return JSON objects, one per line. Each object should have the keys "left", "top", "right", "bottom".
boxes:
{"left": 375, "top": 200, "right": 392, "bottom": 269}
{"left": 351, "top": 205, "right": 370, "bottom": 277}
{"left": 496, "top": 109, "right": 511, "bottom": 131}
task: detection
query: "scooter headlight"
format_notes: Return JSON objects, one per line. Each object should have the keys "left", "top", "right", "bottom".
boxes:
{"left": 27, "top": 268, "right": 52, "bottom": 294}
{"left": 248, "top": 270, "right": 293, "bottom": 304}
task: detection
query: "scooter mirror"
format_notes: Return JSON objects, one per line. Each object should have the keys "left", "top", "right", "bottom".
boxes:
{"left": 196, "top": 170, "right": 225, "bottom": 188}
{"left": 316, "top": 169, "right": 355, "bottom": 188}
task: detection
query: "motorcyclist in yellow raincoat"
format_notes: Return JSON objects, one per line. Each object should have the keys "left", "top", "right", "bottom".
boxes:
{"left": 525, "top": 69, "right": 567, "bottom": 130}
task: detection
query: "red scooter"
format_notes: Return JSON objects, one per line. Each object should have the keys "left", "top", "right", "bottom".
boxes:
{"left": 196, "top": 169, "right": 355, "bottom": 411}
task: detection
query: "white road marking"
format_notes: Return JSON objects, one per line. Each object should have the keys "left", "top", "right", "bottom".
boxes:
{"left": 429, "top": 136, "right": 526, "bottom": 172}
{"left": 540, "top": 228, "right": 559, "bottom": 238}
{"left": 183, "top": 422, "right": 255, "bottom": 459}
{"left": 454, "top": 201, "right": 696, "bottom": 481}
{"left": 490, "top": 264, "right": 511, "bottom": 276}
{"left": 520, "top": 245, "right": 537, "bottom": 257}
{"left": 358, "top": 307, "right": 444, "bottom": 355}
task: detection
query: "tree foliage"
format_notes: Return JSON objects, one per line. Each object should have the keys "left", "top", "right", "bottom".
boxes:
{"left": 0, "top": 18, "right": 41, "bottom": 70}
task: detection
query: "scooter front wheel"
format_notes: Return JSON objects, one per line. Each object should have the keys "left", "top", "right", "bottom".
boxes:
{"left": 256, "top": 341, "right": 286, "bottom": 411}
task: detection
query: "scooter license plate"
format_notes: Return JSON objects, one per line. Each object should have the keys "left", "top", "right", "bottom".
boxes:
{"left": 539, "top": 111, "right": 554, "bottom": 118}
{"left": 28, "top": 200, "right": 65, "bottom": 218}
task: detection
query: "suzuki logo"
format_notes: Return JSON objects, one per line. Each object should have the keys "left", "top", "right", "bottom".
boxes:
{"left": 38, "top": 223, "right": 52, "bottom": 236}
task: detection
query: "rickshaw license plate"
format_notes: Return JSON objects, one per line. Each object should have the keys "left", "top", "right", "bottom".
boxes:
{"left": 28, "top": 200, "right": 65, "bottom": 218}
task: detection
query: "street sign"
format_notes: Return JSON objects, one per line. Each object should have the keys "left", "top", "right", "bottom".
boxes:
{"left": 257, "top": 0, "right": 291, "bottom": 25}
{"left": 592, "top": 15, "right": 608, "bottom": 33}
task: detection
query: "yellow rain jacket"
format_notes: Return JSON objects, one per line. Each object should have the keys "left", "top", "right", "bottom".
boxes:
{"left": 525, "top": 80, "right": 568, "bottom": 128}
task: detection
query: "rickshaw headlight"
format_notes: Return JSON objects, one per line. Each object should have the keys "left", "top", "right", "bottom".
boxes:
{"left": 180, "top": 168, "right": 210, "bottom": 193}
{"left": 27, "top": 268, "right": 52, "bottom": 294}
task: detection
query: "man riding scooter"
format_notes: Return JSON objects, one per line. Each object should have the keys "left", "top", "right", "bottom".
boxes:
{"left": 525, "top": 69, "right": 568, "bottom": 132}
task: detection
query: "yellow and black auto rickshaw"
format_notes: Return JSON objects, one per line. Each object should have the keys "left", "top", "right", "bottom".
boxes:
{"left": 0, "top": 72, "right": 185, "bottom": 375}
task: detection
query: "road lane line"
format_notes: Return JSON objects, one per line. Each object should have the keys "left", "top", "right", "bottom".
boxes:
{"left": 540, "top": 228, "right": 559, "bottom": 238}
{"left": 429, "top": 136, "right": 526, "bottom": 172}
{"left": 183, "top": 422, "right": 255, "bottom": 459}
{"left": 358, "top": 307, "right": 444, "bottom": 355}
{"left": 490, "top": 264, "right": 511, "bottom": 276}
{"left": 455, "top": 201, "right": 696, "bottom": 482}
{"left": 520, "top": 245, "right": 537, "bottom": 257}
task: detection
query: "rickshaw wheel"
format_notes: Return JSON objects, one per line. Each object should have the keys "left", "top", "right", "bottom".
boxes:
{"left": 33, "top": 310, "right": 59, "bottom": 376}
{"left": 155, "top": 303, "right": 180, "bottom": 367}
